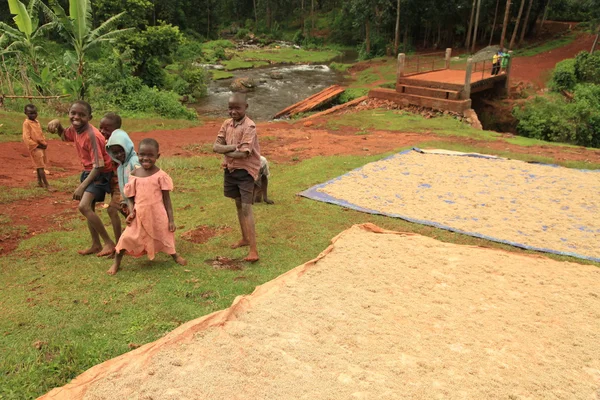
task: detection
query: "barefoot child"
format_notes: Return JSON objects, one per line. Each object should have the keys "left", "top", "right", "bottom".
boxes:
{"left": 254, "top": 155, "right": 274, "bottom": 205}
{"left": 108, "top": 138, "right": 186, "bottom": 275}
{"left": 106, "top": 127, "right": 140, "bottom": 218}
{"left": 22, "top": 104, "right": 51, "bottom": 190}
{"left": 100, "top": 112, "right": 131, "bottom": 242}
{"left": 48, "top": 101, "right": 116, "bottom": 257}
{"left": 213, "top": 93, "right": 261, "bottom": 262}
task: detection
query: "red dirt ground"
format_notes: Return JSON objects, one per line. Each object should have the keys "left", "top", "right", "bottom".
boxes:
{"left": 510, "top": 32, "right": 596, "bottom": 87}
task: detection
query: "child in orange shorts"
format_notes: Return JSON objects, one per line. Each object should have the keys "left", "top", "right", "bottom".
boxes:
{"left": 22, "top": 104, "right": 51, "bottom": 190}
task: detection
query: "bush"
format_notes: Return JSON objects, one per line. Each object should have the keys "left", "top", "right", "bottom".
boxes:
{"left": 358, "top": 34, "right": 388, "bottom": 60}
{"left": 513, "top": 84, "right": 600, "bottom": 147}
{"left": 337, "top": 88, "right": 369, "bottom": 103}
{"left": 574, "top": 51, "right": 600, "bottom": 85}
{"left": 513, "top": 95, "right": 576, "bottom": 143}
{"left": 550, "top": 58, "right": 576, "bottom": 91}
{"left": 293, "top": 29, "right": 305, "bottom": 45}
{"left": 176, "top": 40, "right": 205, "bottom": 62}
{"left": 236, "top": 28, "right": 250, "bottom": 40}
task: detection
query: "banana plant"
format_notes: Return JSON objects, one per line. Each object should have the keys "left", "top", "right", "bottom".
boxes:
{"left": 49, "top": 0, "right": 132, "bottom": 99}
{"left": 0, "top": 0, "right": 56, "bottom": 76}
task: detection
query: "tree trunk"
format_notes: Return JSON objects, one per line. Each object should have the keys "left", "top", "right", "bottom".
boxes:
{"left": 254, "top": 0, "right": 258, "bottom": 26}
{"left": 365, "top": 19, "right": 371, "bottom": 54}
{"left": 394, "top": 0, "right": 401, "bottom": 55}
{"left": 267, "top": 0, "right": 272, "bottom": 30}
{"left": 592, "top": 32, "right": 599, "bottom": 53}
{"left": 489, "top": 0, "right": 500, "bottom": 45}
{"left": 519, "top": 0, "right": 534, "bottom": 45}
{"left": 540, "top": 0, "right": 551, "bottom": 30}
{"left": 509, "top": 0, "right": 526, "bottom": 49}
{"left": 311, "top": 0, "right": 315, "bottom": 32}
{"left": 471, "top": 0, "right": 482, "bottom": 53}
{"left": 301, "top": 0, "right": 305, "bottom": 35}
{"left": 207, "top": 0, "right": 211, "bottom": 39}
{"left": 500, "top": 0, "right": 512, "bottom": 49}
{"left": 403, "top": 25, "right": 408, "bottom": 52}
{"left": 466, "top": 0, "right": 476, "bottom": 49}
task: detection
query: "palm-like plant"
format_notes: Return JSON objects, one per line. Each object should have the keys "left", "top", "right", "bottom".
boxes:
{"left": 49, "top": 0, "right": 132, "bottom": 99}
{"left": 0, "top": 0, "right": 56, "bottom": 75}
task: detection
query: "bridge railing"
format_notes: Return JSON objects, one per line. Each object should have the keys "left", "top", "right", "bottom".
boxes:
{"left": 403, "top": 51, "right": 448, "bottom": 76}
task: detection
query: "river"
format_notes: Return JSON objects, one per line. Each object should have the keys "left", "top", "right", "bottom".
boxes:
{"left": 193, "top": 51, "right": 357, "bottom": 121}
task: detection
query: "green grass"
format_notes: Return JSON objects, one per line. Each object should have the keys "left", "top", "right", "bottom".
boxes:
{"left": 235, "top": 47, "right": 341, "bottom": 64}
{"left": 2, "top": 149, "right": 599, "bottom": 399}
{"left": 329, "top": 62, "right": 352, "bottom": 72}
{"left": 211, "top": 70, "right": 234, "bottom": 80}
{"left": 513, "top": 32, "right": 578, "bottom": 57}
{"left": 0, "top": 111, "right": 201, "bottom": 141}
{"left": 326, "top": 109, "right": 501, "bottom": 140}
{"left": 221, "top": 58, "right": 269, "bottom": 71}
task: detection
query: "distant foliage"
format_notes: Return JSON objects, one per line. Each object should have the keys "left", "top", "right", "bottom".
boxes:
{"left": 517, "top": 51, "right": 600, "bottom": 147}
{"left": 550, "top": 59, "right": 577, "bottom": 91}
{"left": 514, "top": 84, "right": 600, "bottom": 147}
{"left": 574, "top": 51, "right": 600, "bottom": 85}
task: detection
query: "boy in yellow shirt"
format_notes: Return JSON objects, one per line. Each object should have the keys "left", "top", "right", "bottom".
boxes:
{"left": 22, "top": 104, "right": 51, "bottom": 190}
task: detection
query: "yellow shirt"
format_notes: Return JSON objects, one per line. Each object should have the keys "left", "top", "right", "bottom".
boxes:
{"left": 22, "top": 119, "right": 47, "bottom": 152}
{"left": 492, "top": 54, "right": 499, "bottom": 64}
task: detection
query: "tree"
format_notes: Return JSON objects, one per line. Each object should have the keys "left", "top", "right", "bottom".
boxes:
{"left": 0, "top": 0, "right": 56, "bottom": 75}
{"left": 509, "top": 0, "right": 526, "bottom": 49}
{"left": 500, "top": 0, "right": 512, "bottom": 49}
{"left": 471, "top": 0, "right": 482, "bottom": 53}
{"left": 394, "top": 0, "right": 400, "bottom": 55}
{"left": 465, "top": 0, "right": 476, "bottom": 49}
{"left": 489, "top": 0, "right": 500, "bottom": 45}
{"left": 49, "top": 0, "right": 132, "bottom": 99}
{"left": 518, "top": 0, "right": 534, "bottom": 45}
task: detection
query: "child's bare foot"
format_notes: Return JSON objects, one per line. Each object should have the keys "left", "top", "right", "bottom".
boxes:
{"left": 231, "top": 240, "right": 249, "bottom": 249}
{"left": 107, "top": 263, "right": 119, "bottom": 275}
{"left": 78, "top": 246, "right": 102, "bottom": 255}
{"left": 244, "top": 251, "right": 259, "bottom": 263}
{"left": 46, "top": 186, "right": 56, "bottom": 192}
{"left": 172, "top": 254, "right": 187, "bottom": 266}
{"left": 96, "top": 244, "right": 115, "bottom": 257}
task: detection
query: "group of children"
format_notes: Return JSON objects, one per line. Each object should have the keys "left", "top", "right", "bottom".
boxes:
{"left": 24, "top": 92, "right": 269, "bottom": 275}
{"left": 491, "top": 49, "right": 511, "bottom": 76}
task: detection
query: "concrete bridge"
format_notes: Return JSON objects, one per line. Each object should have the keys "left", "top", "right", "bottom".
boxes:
{"left": 369, "top": 49, "right": 512, "bottom": 115}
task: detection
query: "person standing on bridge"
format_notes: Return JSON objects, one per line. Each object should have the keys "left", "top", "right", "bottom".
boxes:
{"left": 491, "top": 51, "right": 501, "bottom": 76}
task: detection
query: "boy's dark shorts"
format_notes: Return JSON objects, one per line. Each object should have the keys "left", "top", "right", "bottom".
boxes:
{"left": 80, "top": 171, "right": 113, "bottom": 202}
{"left": 224, "top": 168, "right": 255, "bottom": 204}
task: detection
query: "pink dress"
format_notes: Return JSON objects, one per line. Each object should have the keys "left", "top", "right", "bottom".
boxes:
{"left": 116, "top": 169, "right": 176, "bottom": 259}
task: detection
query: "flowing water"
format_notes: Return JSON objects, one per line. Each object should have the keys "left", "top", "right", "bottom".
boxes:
{"left": 193, "top": 50, "right": 358, "bottom": 121}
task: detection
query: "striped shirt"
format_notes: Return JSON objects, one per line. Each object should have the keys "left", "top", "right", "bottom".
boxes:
{"left": 63, "top": 124, "right": 113, "bottom": 173}
{"left": 216, "top": 116, "right": 261, "bottom": 180}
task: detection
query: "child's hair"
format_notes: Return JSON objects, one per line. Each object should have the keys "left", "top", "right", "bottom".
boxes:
{"left": 229, "top": 93, "right": 248, "bottom": 104}
{"left": 70, "top": 100, "right": 92, "bottom": 116}
{"left": 24, "top": 103, "right": 36, "bottom": 112}
{"left": 102, "top": 112, "right": 122, "bottom": 129}
{"left": 140, "top": 138, "right": 159, "bottom": 152}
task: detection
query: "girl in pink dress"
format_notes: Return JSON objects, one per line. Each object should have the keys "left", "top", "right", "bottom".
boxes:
{"left": 108, "top": 138, "right": 187, "bottom": 275}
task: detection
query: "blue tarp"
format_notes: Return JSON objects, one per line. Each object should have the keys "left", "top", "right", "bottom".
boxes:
{"left": 299, "top": 148, "right": 600, "bottom": 263}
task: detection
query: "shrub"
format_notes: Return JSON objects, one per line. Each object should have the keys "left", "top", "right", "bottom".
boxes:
{"left": 330, "top": 62, "right": 352, "bottom": 72}
{"left": 293, "top": 29, "right": 305, "bottom": 45}
{"left": 176, "top": 40, "right": 205, "bottom": 62}
{"left": 513, "top": 95, "right": 576, "bottom": 143}
{"left": 358, "top": 34, "right": 388, "bottom": 60}
{"left": 550, "top": 58, "right": 576, "bottom": 91}
{"left": 337, "top": 88, "right": 369, "bottom": 103}
{"left": 574, "top": 51, "right": 600, "bottom": 85}
{"left": 236, "top": 28, "right": 250, "bottom": 40}
{"left": 513, "top": 84, "right": 600, "bottom": 147}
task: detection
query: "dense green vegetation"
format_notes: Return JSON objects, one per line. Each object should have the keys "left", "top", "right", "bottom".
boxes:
{"left": 513, "top": 50, "right": 600, "bottom": 147}
{"left": 1, "top": 0, "right": 598, "bottom": 125}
